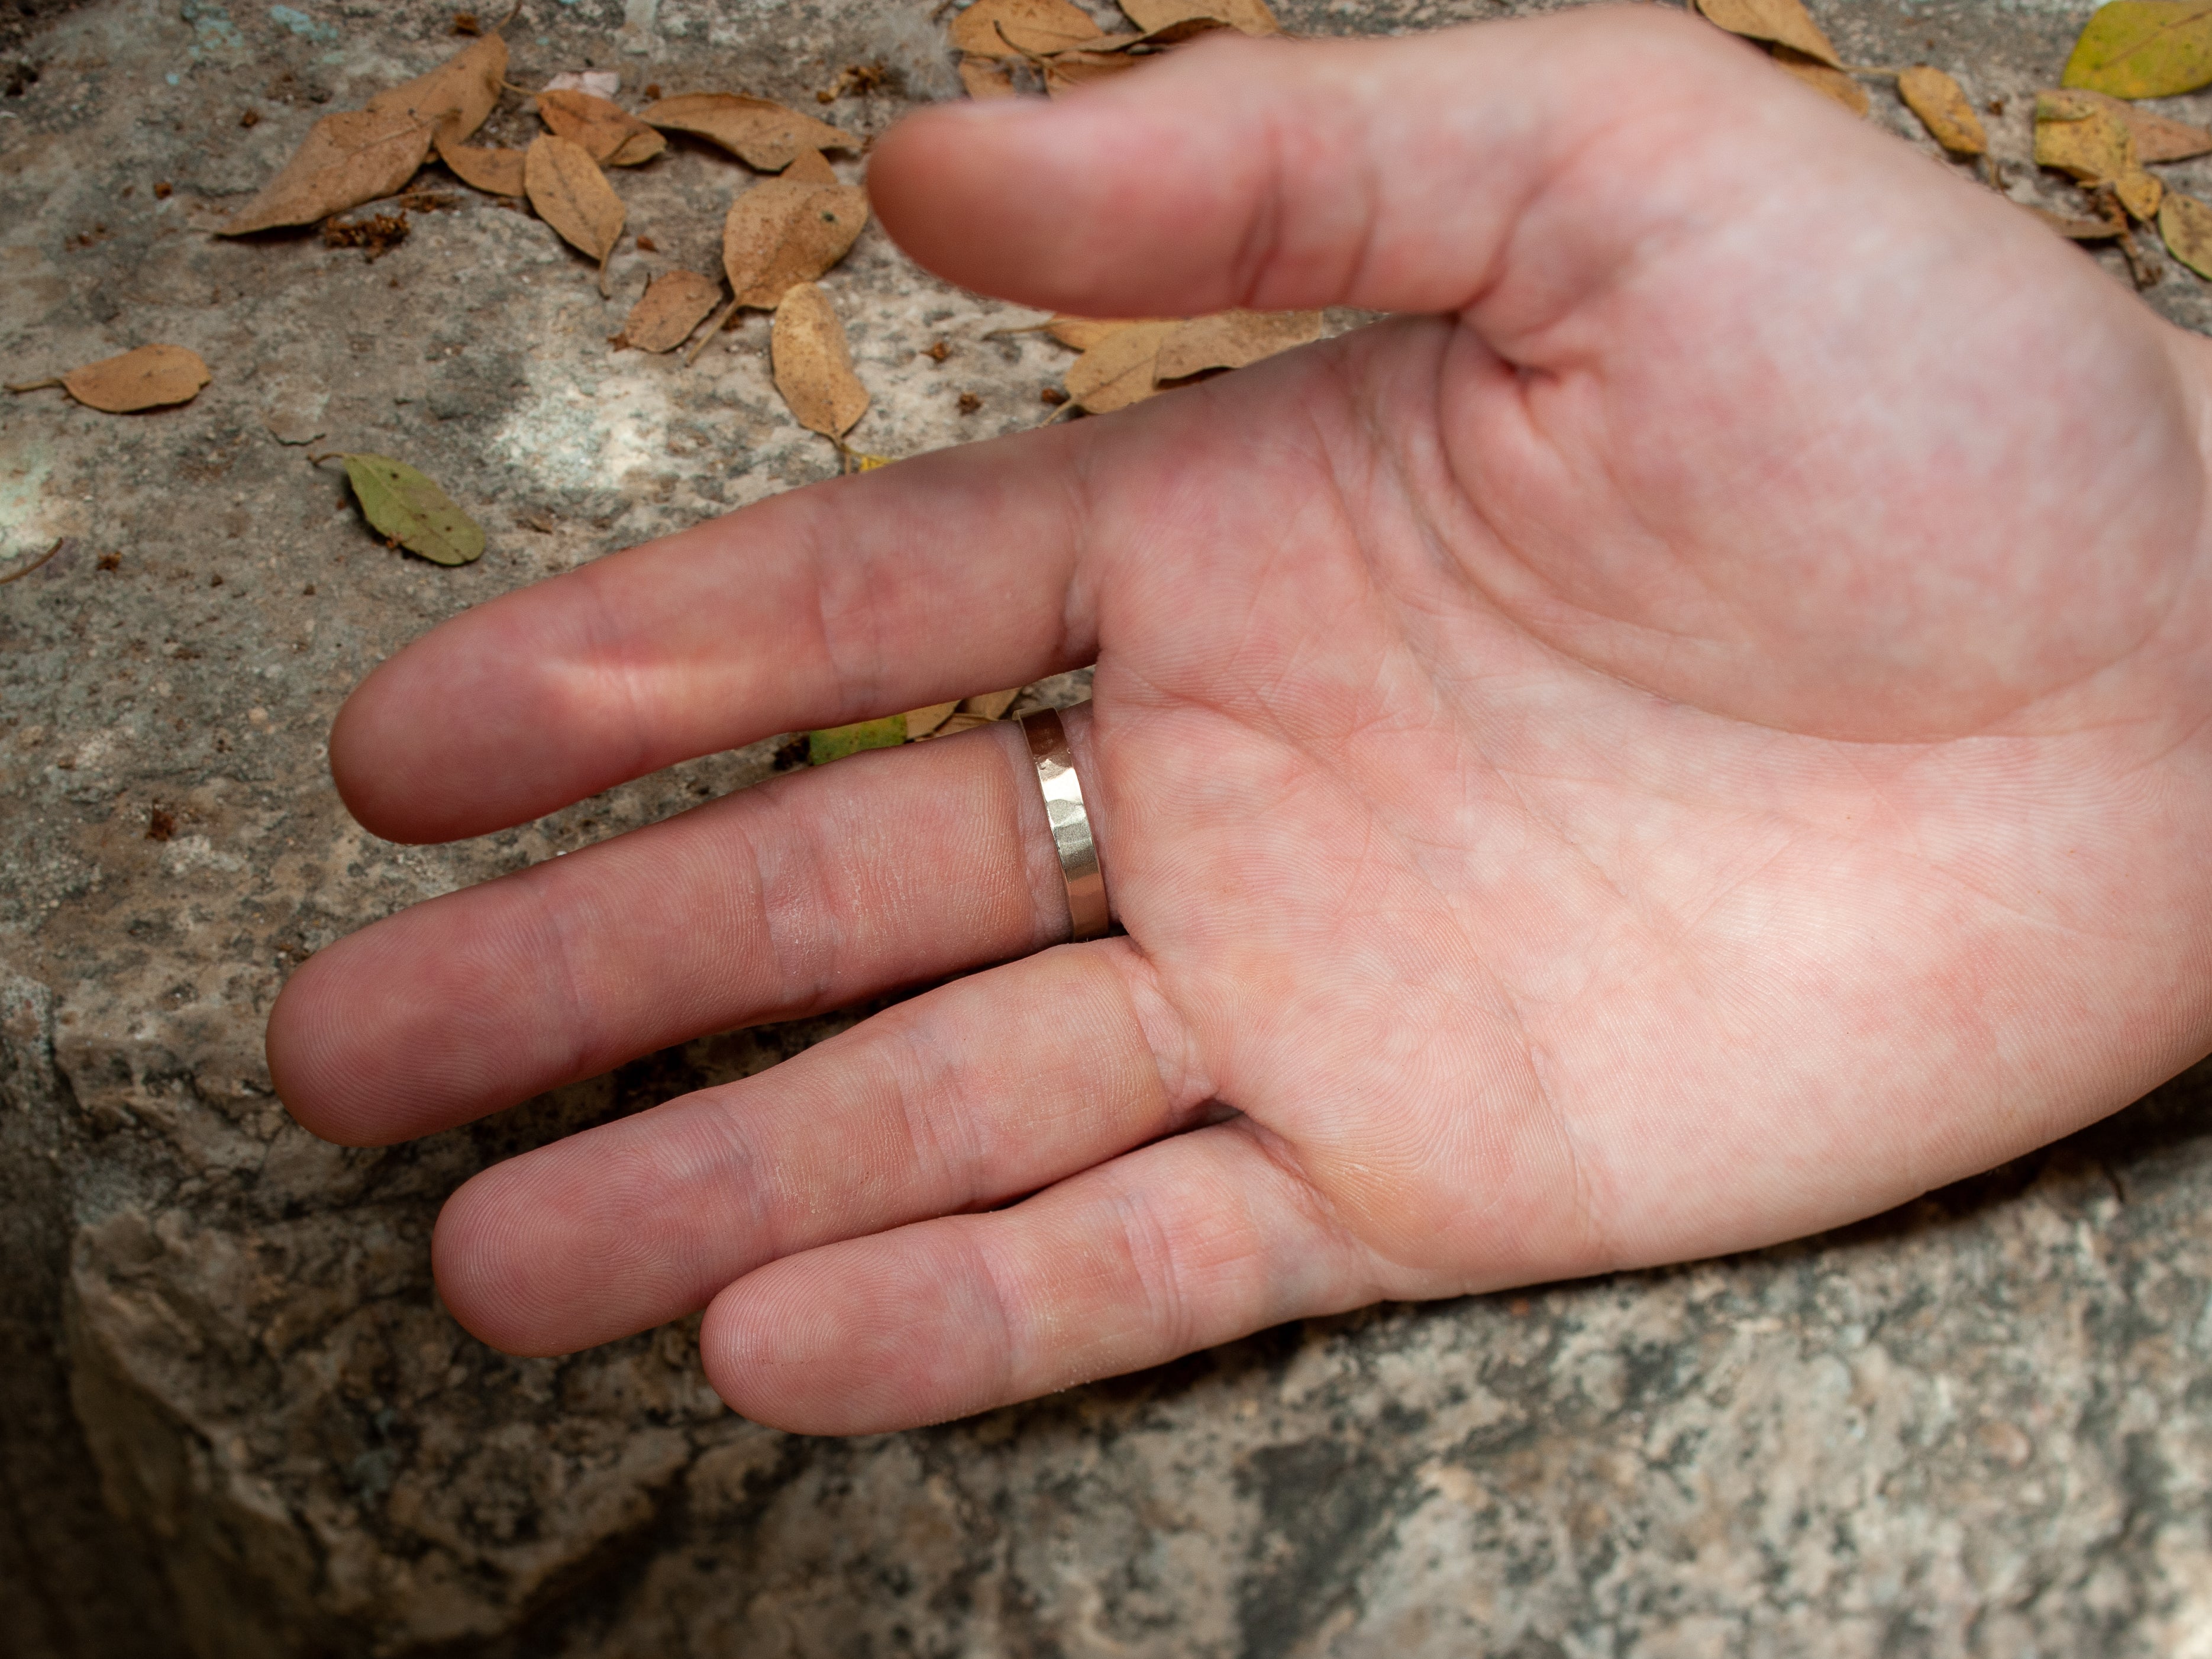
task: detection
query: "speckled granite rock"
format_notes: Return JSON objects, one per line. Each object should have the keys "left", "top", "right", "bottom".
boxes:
{"left": 6, "top": 1, "right": 2212, "bottom": 1655}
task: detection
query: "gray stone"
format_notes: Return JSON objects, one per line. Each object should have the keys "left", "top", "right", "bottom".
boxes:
{"left": 6, "top": 0, "right": 2212, "bottom": 1655}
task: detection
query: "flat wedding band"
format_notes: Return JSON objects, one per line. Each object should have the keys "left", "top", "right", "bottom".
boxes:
{"left": 1021, "top": 707, "right": 1109, "bottom": 942}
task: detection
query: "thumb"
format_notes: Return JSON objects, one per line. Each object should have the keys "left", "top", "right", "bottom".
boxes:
{"left": 867, "top": 5, "right": 1866, "bottom": 321}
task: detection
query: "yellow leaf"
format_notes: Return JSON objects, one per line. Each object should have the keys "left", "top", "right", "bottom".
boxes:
{"left": 2119, "top": 165, "right": 2165, "bottom": 220}
{"left": 2062, "top": 1, "right": 2212, "bottom": 99}
{"left": 2161, "top": 189, "right": 2212, "bottom": 275}
{"left": 2038, "top": 85, "right": 2212, "bottom": 162}
{"left": 771, "top": 282, "right": 871, "bottom": 440}
{"left": 1897, "top": 66, "right": 1987, "bottom": 155}
{"left": 2035, "top": 94, "right": 2137, "bottom": 182}
{"left": 1691, "top": 0, "right": 1842, "bottom": 69}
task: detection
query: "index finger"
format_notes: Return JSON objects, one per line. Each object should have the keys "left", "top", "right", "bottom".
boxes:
{"left": 331, "top": 425, "right": 1099, "bottom": 844}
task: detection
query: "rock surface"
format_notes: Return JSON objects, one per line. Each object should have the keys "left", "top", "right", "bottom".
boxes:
{"left": 6, "top": 1, "right": 2212, "bottom": 1655}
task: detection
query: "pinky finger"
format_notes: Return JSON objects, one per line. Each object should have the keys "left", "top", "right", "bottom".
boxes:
{"left": 699, "top": 1120, "right": 1387, "bottom": 1435}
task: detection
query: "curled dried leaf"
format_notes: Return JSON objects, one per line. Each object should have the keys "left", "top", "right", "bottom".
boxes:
{"left": 641, "top": 93, "right": 858, "bottom": 172}
{"left": 959, "top": 54, "right": 1020, "bottom": 98}
{"left": 784, "top": 147, "right": 840, "bottom": 185}
{"left": 616, "top": 269, "right": 725, "bottom": 352}
{"left": 1065, "top": 319, "right": 1178, "bottom": 412}
{"left": 2161, "top": 188, "right": 2212, "bottom": 275}
{"left": 1771, "top": 47, "right": 1869, "bottom": 115}
{"left": 1047, "top": 315, "right": 1168, "bottom": 350}
{"left": 367, "top": 32, "right": 507, "bottom": 140}
{"left": 722, "top": 176, "right": 869, "bottom": 308}
{"left": 1897, "top": 66, "right": 1987, "bottom": 156}
{"left": 951, "top": 0, "right": 1099, "bottom": 58}
{"left": 1156, "top": 309, "right": 1322, "bottom": 380}
{"left": 902, "top": 702, "right": 961, "bottom": 740}
{"left": 771, "top": 281, "right": 871, "bottom": 440}
{"left": 961, "top": 689, "right": 1023, "bottom": 719}
{"left": 338, "top": 454, "right": 485, "bottom": 566}
{"left": 537, "top": 89, "right": 667, "bottom": 167}
{"left": 525, "top": 134, "right": 626, "bottom": 293}
{"left": 2063, "top": 1, "right": 2212, "bottom": 99}
{"left": 2035, "top": 94, "right": 2136, "bottom": 183}
{"left": 2039, "top": 85, "right": 2212, "bottom": 162}
{"left": 1118, "top": 0, "right": 1278, "bottom": 35}
{"left": 1046, "top": 51, "right": 1141, "bottom": 95}
{"left": 2119, "top": 164, "right": 2165, "bottom": 220}
{"left": 435, "top": 124, "right": 525, "bottom": 194}
{"left": 1691, "top": 0, "right": 1842, "bottom": 69}
{"left": 2029, "top": 202, "right": 2127, "bottom": 239}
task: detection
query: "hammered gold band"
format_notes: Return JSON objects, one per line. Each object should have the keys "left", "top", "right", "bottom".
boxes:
{"left": 1021, "top": 707, "right": 1109, "bottom": 942}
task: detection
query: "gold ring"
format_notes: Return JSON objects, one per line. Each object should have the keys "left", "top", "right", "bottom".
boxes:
{"left": 1021, "top": 706, "right": 1109, "bottom": 942}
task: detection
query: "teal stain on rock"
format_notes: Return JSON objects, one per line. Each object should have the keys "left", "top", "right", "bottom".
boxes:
{"left": 268, "top": 5, "right": 339, "bottom": 43}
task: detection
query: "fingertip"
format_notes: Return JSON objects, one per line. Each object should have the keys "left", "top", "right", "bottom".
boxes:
{"left": 267, "top": 947, "right": 407, "bottom": 1147}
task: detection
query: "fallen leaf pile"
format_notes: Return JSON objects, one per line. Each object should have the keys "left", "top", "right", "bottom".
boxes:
{"left": 952, "top": 0, "right": 1278, "bottom": 100}
{"left": 1691, "top": 0, "right": 2212, "bottom": 285}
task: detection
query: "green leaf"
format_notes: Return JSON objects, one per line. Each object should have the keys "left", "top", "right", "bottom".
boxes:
{"left": 2063, "top": 1, "right": 2212, "bottom": 98}
{"left": 808, "top": 715, "right": 906, "bottom": 764}
{"left": 340, "top": 454, "right": 485, "bottom": 566}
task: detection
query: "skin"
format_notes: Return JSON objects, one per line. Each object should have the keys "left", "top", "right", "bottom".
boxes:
{"left": 266, "top": 9, "right": 2212, "bottom": 1434}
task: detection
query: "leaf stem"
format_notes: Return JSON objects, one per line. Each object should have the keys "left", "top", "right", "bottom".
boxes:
{"left": 4, "top": 377, "right": 63, "bottom": 394}
{"left": 0, "top": 537, "right": 71, "bottom": 585}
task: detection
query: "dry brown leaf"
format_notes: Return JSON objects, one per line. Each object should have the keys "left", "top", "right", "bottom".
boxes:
{"left": 2161, "top": 189, "right": 2212, "bottom": 276}
{"left": 784, "top": 147, "right": 839, "bottom": 185}
{"left": 525, "top": 134, "right": 626, "bottom": 294}
{"left": 1157, "top": 309, "right": 1322, "bottom": 380}
{"left": 2035, "top": 94, "right": 2136, "bottom": 183}
{"left": 902, "top": 702, "right": 961, "bottom": 739}
{"left": 919, "top": 710, "right": 997, "bottom": 740}
{"left": 2119, "top": 164, "right": 2166, "bottom": 220}
{"left": 615, "top": 270, "right": 724, "bottom": 351}
{"left": 1897, "top": 66, "right": 1987, "bottom": 156}
{"left": 1046, "top": 51, "right": 1141, "bottom": 95}
{"left": 960, "top": 55, "right": 1020, "bottom": 98}
{"left": 537, "top": 89, "right": 667, "bottom": 167}
{"left": 1692, "top": 0, "right": 1842, "bottom": 67}
{"left": 960, "top": 689, "right": 1022, "bottom": 719}
{"left": 2030, "top": 203, "right": 2128, "bottom": 239}
{"left": 1065, "top": 319, "right": 1178, "bottom": 412}
{"left": 367, "top": 31, "right": 507, "bottom": 140}
{"left": 642, "top": 93, "right": 858, "bottom": 172}
{"left": 1772, "top": 48, "right": 1869, "bottom": 114}
{"left": 221, "top": 34, "right": 507, "bottom": 234}
{"left": 723, "top": 176, "right": 870, "bottom": 308}
{"left": 771, "top": 282, "right": 870, "bottom": 440}
{"left": 2039, "top": 85, "right": 2212, "bottom": 163}
{"left": 951, "top": 0, "right": 1099, "bottom": 58}
{"left": 1118, "top": 0, "right": 1279, "bottom": 35}
{"left": 24, "top": 344, "right": 211, "bottom": 412}
{"left": 1047, "top": 315, "right": 1165, "bottom": 350}
{"left": 435, "top": 125, "right": 525, "bottom": 195}
{"left": 221, "top": 108, "right": 434, "bottom": 234}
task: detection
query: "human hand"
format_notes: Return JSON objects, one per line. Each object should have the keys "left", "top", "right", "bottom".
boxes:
{"left": 266, "top": 7, "right": 2212, "bottom": 1433}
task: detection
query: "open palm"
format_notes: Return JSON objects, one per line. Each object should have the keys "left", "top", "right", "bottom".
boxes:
{"left": 268, "top": 8, "right": 2212, "bottom": 1433}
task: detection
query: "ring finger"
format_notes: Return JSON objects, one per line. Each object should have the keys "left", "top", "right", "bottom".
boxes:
{"left": 269, "top": 706, "right": 1110, "bottom": 1145}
